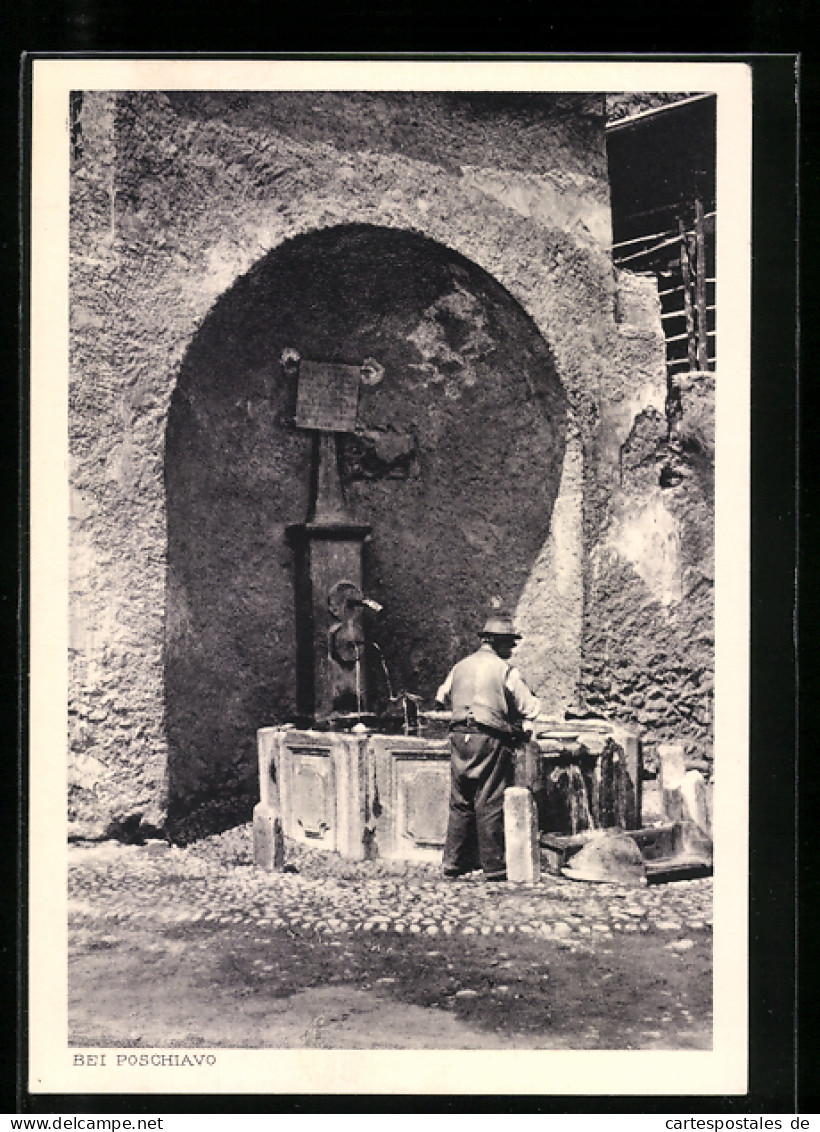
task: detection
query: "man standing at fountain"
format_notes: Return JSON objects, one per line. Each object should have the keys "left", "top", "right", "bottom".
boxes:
{"left": 435, "top": 614, "right": 540, "bottom": 881}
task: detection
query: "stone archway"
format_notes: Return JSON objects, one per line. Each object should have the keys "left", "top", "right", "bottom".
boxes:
{"left": 164, "top": 223, "right": 567, "bottom": 836}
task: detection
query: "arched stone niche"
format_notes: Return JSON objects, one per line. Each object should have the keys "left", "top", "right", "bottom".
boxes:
{"left": 164, "top": 223, "right": 568, "bottom": 830}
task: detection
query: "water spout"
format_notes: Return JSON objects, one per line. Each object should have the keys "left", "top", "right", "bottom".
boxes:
{"left": 567, "top": 764, "right": 593, "bottom": 835}
{"left": 355, "top": 644, "right": 364, "bottom": 720}
{"left": 543, "top": 761, "right": 595, "bottom": 836}
{"left": 368, "top": 641, "right": 395, "bottom": 701}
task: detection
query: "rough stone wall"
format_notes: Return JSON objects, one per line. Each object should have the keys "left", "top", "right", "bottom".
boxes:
{"left": 67, "top": 89, "right": 703, "bottom": 836}
{"left": 581, "top": 270, "right": 715, "bottom": 768}
{"left": 69, "top": 93, "right": 170, "bottom": 835}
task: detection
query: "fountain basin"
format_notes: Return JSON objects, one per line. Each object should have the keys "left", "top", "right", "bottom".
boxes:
{"left": 254, "top": 720, "right": 644, "bottom": 867}
{"left": 521, "top": 724, "right": 643, "bottom": 837}
{"left": 254, "top": 726, "right": 452, "bottom": 865}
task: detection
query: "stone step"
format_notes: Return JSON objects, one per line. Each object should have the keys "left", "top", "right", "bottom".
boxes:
{"left": 645, "top": 858, "right": 713, "bottom": 884}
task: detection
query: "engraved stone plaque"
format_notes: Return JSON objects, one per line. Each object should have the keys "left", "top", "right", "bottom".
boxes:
{"left": 294, "top": 360, "right": 361, "bottom": 433}
{"left": 400, "top": 767, "right": 449, "bottom": 848}
{"left": 291, "top": 752, "right": 335, "bottom": 844}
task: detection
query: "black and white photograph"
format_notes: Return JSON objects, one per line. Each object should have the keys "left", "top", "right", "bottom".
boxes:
{"left": 28, "top": 58, "right": 753, "bottom": 1097}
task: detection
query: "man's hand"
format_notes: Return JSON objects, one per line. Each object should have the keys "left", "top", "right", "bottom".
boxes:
{"left": 512, "top": 719, "right": 536, "bottom": 740}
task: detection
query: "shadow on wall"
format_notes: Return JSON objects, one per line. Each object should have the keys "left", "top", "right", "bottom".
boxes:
{"left": 164, "top": 224, "right": 567, "bottom": 838}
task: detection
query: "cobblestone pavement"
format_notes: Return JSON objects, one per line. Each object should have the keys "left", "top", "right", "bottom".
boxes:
{"left": 68, "top": 824, "right": 713, "bottom": 1050}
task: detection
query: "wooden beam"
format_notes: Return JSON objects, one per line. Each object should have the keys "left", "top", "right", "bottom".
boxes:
{"left": 613, "top": 226, "right": 679, "bottom": 251}
{"left": 695, "top": 198, "right": 710, "bottom": 370}
{"left": 679, "top": 220, "right": 698, "bottom": 371}
{"left": 614, "top": 231, "right": 684, "bottom": 266}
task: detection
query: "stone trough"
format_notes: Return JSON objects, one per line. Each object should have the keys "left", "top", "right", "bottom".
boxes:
{"left": 254, "top": 724, "right": 455, "bottom": 867}
{"left": 253, "top": 720, "right": 712, "bottom": 882}
{"left": 523, "top": 728, "right": 713, "bottom": 885}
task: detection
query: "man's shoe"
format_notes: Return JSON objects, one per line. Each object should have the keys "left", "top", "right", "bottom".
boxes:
{"left": 484, "top": 871, "right": 507, "bottom": 882}
{"left": 443, "top": 867, "right": 469, "bottom": 879}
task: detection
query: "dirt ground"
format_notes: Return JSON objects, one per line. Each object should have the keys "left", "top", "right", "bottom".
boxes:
{"left": 68, "top": 834, "right": 712, "bottom": 1051}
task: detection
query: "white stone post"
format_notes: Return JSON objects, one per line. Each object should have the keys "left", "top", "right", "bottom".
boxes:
{"left": 253, "top": 728, "right": 285, "bottom": 870}
{"left": 681, "top": 768, "right": 712, "bottom": 837}
{"left": 504, "top": 786, "right": 541, "bottom": 884}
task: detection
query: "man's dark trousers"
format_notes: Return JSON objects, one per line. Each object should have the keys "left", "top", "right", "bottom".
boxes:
{"left": 443, "top": 727, "right": 513, "bottom": 878}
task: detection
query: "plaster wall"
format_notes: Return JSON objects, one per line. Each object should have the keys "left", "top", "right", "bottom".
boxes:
{"left": 581, "top": 271, "right": 715, "bottom": 765}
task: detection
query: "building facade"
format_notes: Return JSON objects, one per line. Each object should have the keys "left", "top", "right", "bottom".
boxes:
{"left": 67, "top": 91, "right": 714, "bottom": 839}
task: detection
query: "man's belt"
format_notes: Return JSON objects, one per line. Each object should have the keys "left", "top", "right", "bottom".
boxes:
{"left": 450, "top": 718, "right": 513, "bottom": 741}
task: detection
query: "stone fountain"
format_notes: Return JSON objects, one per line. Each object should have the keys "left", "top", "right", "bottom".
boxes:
{"left": 253, "top": 354, "right": 710, "bottom": 881}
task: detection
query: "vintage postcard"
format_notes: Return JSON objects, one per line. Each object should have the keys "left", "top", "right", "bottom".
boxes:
{"left": 28, "top": 58, "right": 752, "bottom": 1097}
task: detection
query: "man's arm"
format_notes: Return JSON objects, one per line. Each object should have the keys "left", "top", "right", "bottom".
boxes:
{"left": 435, "top": 668, "right": 454, "bottom": 706}
{"left": 505, "top": 667, "right": 540, "bottom": 731}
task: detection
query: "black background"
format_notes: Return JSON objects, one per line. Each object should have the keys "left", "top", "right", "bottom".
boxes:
{"left": 4, "top": 34, "right": 809, "bottom": 1118}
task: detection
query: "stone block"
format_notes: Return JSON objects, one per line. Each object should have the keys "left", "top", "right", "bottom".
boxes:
{"left": 257, "top": 727, "right": 278, "bottom": 808}
{"left": 658, "top": 743, "right": 686, "bottom": 822}
{"left": 513, "top": 740, "right": 542, "bottom": 790}
{"left": 608, "top": 727, "right": 643, "bottom": 829}
{"left": 404, "top": 770, "right": 449, "bottom": 844}
{"left": 252, "top": 802, "right": 285, "bottom": 871}
{"left": 332, "top": 733, "right": 370, "bottom": 860}
{"left": 504, "top": 787, "right": 540, "bottom": 884}
{"left": 680, "top": 819, "right": 713, "bottom": 866}
{"left": 681, "top": 768, "right": 712, "bottom": 838}
{"left": 271, "top": 729, "right": 370, "bottom": 860}
{"left": 276, "top": 733, "right": 336, "bottom": 850}
{"left": 254, "top": 728, "right": 285, "bottom": 870}
{"left": 291, "top": 757, "right": 333, "bottom": 837}
{"left": 368, "top": 734, "right": 451, "bottom": 863}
